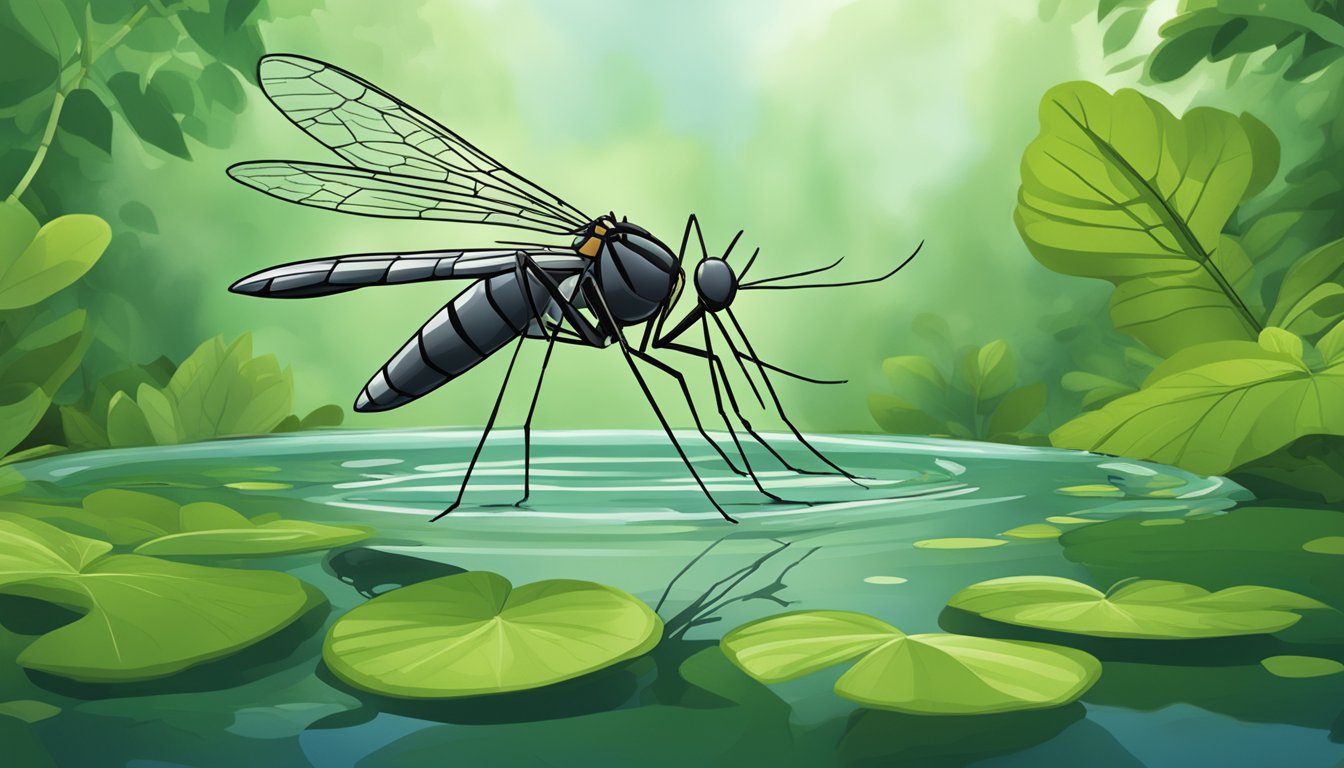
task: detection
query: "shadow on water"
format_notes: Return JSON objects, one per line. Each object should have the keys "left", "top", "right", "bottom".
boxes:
{"left": 322, "top": 546, "right": 466, "bottom": 598}
{"left": 832, "top": 704, "right": 1087, "bottom": 768}
{"left": 27, "top": 585, "right": 331, "bottom": 700}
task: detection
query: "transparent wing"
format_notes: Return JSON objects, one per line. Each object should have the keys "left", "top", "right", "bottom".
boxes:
{"left": 228, "top": 161, "right": 578, "bottom": 235}
{"left": 230, "top": 247, "right": 586, "bottom": 299}
{"left": 256, "top": 54, "right": 589, "bottom": 233}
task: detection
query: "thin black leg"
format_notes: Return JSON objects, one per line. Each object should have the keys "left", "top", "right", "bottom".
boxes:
{"left": 700, "top": 315, "right": 823, "bottom": 476}
{"left": 584, "top": 282, "right": 738, "bottom": 524}
{"left": 514, "top": 322, "right": 561, "bottom": 507}
{"left": 430, "top": 333, "right": 527, "bottom": 521}
{"left": 720, "top": 309, "right": 867, "bottom": 486}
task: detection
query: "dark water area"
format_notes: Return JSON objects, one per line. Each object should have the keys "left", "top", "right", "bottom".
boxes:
{"left": 6, "top": 430, "right": 1343, "bottom": 767}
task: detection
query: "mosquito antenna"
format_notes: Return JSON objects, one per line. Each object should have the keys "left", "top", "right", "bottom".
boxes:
{"left": 739, "top": 256, "right": 844, "bottom": 288}
{"left": 742, "top": 242, "right": 922, "bottom": 291}
{"left": 738, "top": 247, "right": 762, "bottom": 280}
{"left": 720, "top": 229, "right": 745, "bottom": 261}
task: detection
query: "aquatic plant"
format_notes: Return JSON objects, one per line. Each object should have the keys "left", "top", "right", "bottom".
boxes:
{"left": 11, "top": 488, "right": 369, "bottom": 556}
{"left": 57, "top": 333, "right": 343, "bottom": 450}
{"left": 948, "top": 575, "right": 1328, "bottom": 639}
{"left": 720, "top": 609, "right": 1101, "bottom": 715}
{"left": 0, "top": 514, "right": 312, "bottom": 682}
{"left": 869, "top": 338, "right": 1048, "bottom": 444}
{"left": 323, "top": 571, "right": 663, "bottom": 698}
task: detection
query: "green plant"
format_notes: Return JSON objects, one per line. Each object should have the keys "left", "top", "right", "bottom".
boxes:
{"left": 720, "top": 609, "right": 1101, "bottom": 715}
{"left": 56, "top": 333, "right": 343, "bottom": 450}
{"left": 869, "top": 338, "right": 1048, "bottom": 444}
{"left": 0, "top": 201, "right": 108, "bottom": 456}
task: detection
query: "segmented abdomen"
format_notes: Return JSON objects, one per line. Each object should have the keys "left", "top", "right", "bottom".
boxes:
{"left": 355, "top": 273, "right": 550, "bottom": 412}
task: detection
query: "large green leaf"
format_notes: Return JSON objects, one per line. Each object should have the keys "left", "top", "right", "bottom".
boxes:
{"left": 720, "top": 609, "right": 1100, "bottom": 715}
{"left": 106, "top": 72, "right": 190, "bottom": 159}
{"left": 57, "top": 89, "right": 113, "bottom": 154}
{"left": 834, "top": 634, "right": 1100, "bottom": 715}
{"left": 0, "top": 214, "right": 110, "bottom": 310}
{"left": 0, "top": 516, "right": 310, "bottom": 682}
{"left": 0, "top": 309, "right": 90, "bottom": 396}
{"left": 1148, "top": 1, "right": 1344, "bottom": 82}
{"left": 1015, "top": 81, "right": 1262, "bottom": 356}
{"left": 947, "top": 575, "right": 1326, "bottom": 639}
{"left": 323, "top": 571, "right": 662, "bottom": 698}
{"left": 1051, "top": 328, "right": 1344, "bottom": 474}
{"left": 0, "top": 387, "right": 50, "bottom": 457}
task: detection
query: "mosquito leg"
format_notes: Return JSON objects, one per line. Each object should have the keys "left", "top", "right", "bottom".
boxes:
{"left": 630, "top": 347, "right": 762, "bottom": 483}
{"left": 640, "top": 213, "right": 700, "bottom": 353}
{"left": 513, "top": 325, "right": 559, "bottom": 507}
{"left": 584, "top": 282, "right": 738, "bottom": 524}
{"left": 700, "top": 316, "right": 825, "bottom": 477}
{"left": 720, "top": 309, "right": 868, "bottom": 486}
{"left": 430, "top": 333, "right": 527, "bottom": 521}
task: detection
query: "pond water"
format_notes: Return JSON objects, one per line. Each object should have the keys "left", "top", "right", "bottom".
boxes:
{"left": 7, "top": 430, "right": 1343, "bottom": 767}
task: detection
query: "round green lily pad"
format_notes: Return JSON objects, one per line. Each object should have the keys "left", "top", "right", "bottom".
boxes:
{"left": 948, "top": 576, "right": 1326, "bottom": 639}
{"left": 1303, "top": 536, "right": 1344, "bottom": 555}
{"left": 1260, "top": 655, "right": 1344, "bottom": 679}
{"left": 323, "top": 571, "right": 662, "bottom": 698}
{"left": 835, "top": 634, "right": 1100, "bottom": 715}
{"left": 720, "top": 609, "right": 1100, "bottom": 715}
{"left": 0, "top": 515, "right": 311, "bottom": 682}
{"left": 1001, "top": 524, "right": 1062, "bottom": 540}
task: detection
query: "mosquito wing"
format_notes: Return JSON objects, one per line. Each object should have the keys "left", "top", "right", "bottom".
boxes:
{"left": 250, "top": 54, "right": 588, "bottom": 234}
{"left": 231, "top": 247, "right": 586, "bottom": 298}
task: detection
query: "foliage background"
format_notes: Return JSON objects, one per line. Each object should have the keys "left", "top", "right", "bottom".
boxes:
{"left": 4, "top": 0, "right": 1339, "bottom": 446}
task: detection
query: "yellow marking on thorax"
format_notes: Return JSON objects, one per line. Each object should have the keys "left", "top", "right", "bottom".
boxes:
{"left": 578, "top": 223, "right": 608, "bottom": 258}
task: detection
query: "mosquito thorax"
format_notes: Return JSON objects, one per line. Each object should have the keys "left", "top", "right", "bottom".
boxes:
{"left": 694, "top": 258, "right": 738, "bottom": 312}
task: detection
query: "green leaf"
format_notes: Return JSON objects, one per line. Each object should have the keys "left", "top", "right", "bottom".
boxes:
{"left": 56, "top": 88, "right": 112, "bottom": 154}
{"left": 913, "top": 538, "right": 1007, "bottom": 550}
{"left": 0, "top": 699, "right": 60, "bottom": 724}
{"left": 1001, "top": 524, "right": 1062, "bottom": 540}
{"left": 323, "top": 571, "right": 662, "bottom": 698}
{"left": 834, "top": 634, "right": 1100, "bottom": 715}
{"left": 135, "top": 519, "right": 370, "bottom": 557}
{"left": 117, "top": 201, "right": 158, "bottom": 234}
{"left": 105, "top": 391, "right": 154, "bottom": 447}
{"left": 880, "top": 355, "right": 946, "bottom": 409}
{"left": 0, "top": 214, "right": 110, "bottom": 310}
{"left": 1237, "top": 112, "right": 1280, "bottom": 202}
{"left": 719, "top": 609, "right": 1100, "bottom": 715}
{"left": 0, "top": 202, "right": 39, "bottom": 264}
{"left": 136, "top": 383, "right": 179, "bottom": 445}
{"left": 720, "top": 610, "right": 904, "bottom": 684}
{"left": 0, "top": 515, "right": 311, "bottom": 682}
{"left": 0, "top": 387, "right": 51, "bottom": 457}
{"left": 0, "top": 309, "right": 90, "bottom": 395}
{"left": 1303, "top": 536, "right": 1344, "bottom": 555}
{"left": 1014, "top": 82, "right": 1261, "bottom": 356}
{"left": 167, "top": 335, "right": 294, "bottom": 440}
{"left": 298, "top": 404, "right": 343, "bottom": 429}
{"left": 10, "top": 0, "right": 78, "bottom": 60}
{"left": 867, "top": 394, "right": 946, "bottom": 435}
{"left": 225, "top": 0, "right": 263, "bottom": 29}
{"left": 199, "top": 62, "right": 245, "bottom": 113}
{"left": 1270, "top": 238, "right": 1344, "bottom": 336}
{"left": 1051, "top": 334, "right": 1344, "bottom": 474}
{"left": 958, "top": 340, "right": 1015, "bottom": 401}
{"left": 1260, "top": 655, "right": 1344, "bottom": 679}
{"left": 106, "top": 72, "right": 190, "bottom": 159}
{"left": 988, "top": 383, "right": 1046, "bottom": 435}
{"left": 947, "top": 575, "right": 1325, "bottom": 639}
{"left": 1102, "top": 8, "right": 1146, "bottom": 54}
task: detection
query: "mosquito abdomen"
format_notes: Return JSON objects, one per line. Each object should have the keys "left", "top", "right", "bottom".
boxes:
{"left": 355, "top": 273, "right": 547, "bottom": 412}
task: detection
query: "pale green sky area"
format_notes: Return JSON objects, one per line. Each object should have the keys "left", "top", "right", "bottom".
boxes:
{"left": 110, "top": 0, "right": 1242, "bottom": 433}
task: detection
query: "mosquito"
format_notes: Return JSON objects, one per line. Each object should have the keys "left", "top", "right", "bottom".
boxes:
{"left": 227, "top": 54, "right": 921, "bottom": 523}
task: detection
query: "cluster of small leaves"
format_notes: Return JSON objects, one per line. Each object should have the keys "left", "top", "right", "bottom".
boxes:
{"left": 869, "top": 335, "right": 1048, "bottom": 445}
{"left": 51, "top": 333, "right": 342, "bottom": 451}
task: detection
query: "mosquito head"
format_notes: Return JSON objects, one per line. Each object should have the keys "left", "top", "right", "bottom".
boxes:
{"left": 694, "top": 257, "right": 738, "bottom": 312}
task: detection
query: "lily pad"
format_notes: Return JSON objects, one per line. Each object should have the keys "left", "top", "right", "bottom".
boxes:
{"left": 323, "top": 571, "right": 662, "bottom": 698}
{"left": 0, "top": 700, "right": 60, "bottom": 723}
{"left": 948, "top": 576, "right": 1327, "bottom": 639}
{"left": 1303, "top": 536, "right": 1344, "bottom": 555}
{"left": 721, "top": 610, "right": 1100, "bottom": 715}
{"left": 14, "top": 492, "right": 369, "bottom": 556}
{"left": 1001, "top": 524, "right": 1062, "bottom": 540}
{"left": 914, "top": 538, "right": 1007, "bottom": 550}
{"left": 0, "top": 515, "right": 312, "bottom": 681}
{"left": 1260, "top": 655, "right": 1344, "bottom": 679}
